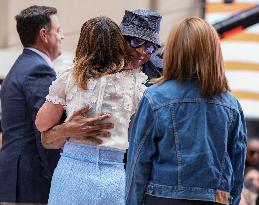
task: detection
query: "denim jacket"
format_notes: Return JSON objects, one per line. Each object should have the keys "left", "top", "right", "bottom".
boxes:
{"left": 126, "top": 79, "right": 247, "bottom": 205}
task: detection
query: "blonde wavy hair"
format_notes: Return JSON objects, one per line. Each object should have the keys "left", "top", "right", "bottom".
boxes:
{"left": 73, "top": 16, "right": 130, "bottom": 89}
{"left": 153, "top": 16, "right": 230, "bottom": 96}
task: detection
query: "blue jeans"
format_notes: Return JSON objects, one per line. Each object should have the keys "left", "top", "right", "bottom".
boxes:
{"left": 145, "top": 195, "right": 223, "bottom": 205}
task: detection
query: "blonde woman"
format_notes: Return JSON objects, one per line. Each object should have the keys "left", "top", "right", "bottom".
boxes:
{"left": 126, "top": 17, "right": 247, "bottom": 205}
{"left": 36, "top": 16, "right": 147, "bottom": 205}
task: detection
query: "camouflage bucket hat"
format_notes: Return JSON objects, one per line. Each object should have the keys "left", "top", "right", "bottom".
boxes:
{"left": 120, "top": 9, "right": 162, "bottom": 47}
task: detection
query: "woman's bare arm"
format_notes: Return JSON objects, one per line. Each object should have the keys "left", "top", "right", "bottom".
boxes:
{"left": 36, "top": 102, "right": 64, "bottom": 132}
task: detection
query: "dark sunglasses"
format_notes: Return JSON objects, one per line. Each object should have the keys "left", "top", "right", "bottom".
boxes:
{"left": 125, "top": 37, "right": 158, "bottom": 55}
{"left": 249, "top": 150, "right": 259, "bottom": 156}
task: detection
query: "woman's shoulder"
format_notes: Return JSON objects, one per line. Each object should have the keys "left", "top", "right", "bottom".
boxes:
{"left": 110, "top": 68, "right": 148, "bottom": 84}
{"left": 133, "top": 67, "right": 148, "bottom": 84}
{"left": 217, "top": 92, "right": 244, "bottom": 113}
{"left": 103, "top": 71, "right": 135, "bottom": 93}
{"left": 56, "top": 67, "right": 73, "bottom": 79}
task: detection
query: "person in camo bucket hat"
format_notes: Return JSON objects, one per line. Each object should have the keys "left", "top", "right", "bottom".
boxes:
{"left": 120, "top": 9, "right": 162, "bottom": 47}
{"left": 120, "top": 9, "right": 162, "bottom": 72}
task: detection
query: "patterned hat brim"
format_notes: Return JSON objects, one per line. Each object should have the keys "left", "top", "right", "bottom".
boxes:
{"left": 121, "top": 25, "right": 161, "bottom": 47}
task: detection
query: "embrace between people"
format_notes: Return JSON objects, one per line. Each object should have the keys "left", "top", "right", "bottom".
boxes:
{"left": 0, "top": 5, "right": 247, "bottom": 205}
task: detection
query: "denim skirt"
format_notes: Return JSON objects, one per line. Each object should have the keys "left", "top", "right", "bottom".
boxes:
{"left": 48, "top": 141, "right": 125, "bottom": 205}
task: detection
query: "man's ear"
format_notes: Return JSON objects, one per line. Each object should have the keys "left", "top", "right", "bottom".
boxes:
{"left": 39, "top": 28, "right": 48, "bottom": 43}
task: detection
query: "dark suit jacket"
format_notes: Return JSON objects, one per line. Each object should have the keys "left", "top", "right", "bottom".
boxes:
{"left": 142, "top": 54, "right": 163, "bottom": 85}
{"left": 0, "top": 49, "right": 60, "bottom": 203}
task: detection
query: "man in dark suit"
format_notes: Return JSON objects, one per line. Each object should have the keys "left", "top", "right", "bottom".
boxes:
{"left": 0, "top": 6, "right": 63, "bottom": 205}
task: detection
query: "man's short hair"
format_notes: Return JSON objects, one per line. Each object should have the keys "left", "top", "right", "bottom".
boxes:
{"left": 15, "top": 5, "right": 57, "bottom": 47}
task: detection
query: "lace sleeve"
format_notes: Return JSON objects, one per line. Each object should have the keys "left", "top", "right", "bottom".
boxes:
{"left": 45, "top": 68, "right": 71, "bottom": 106}
{"left": 133, "top": 70, "right": 148, "bottom": 111}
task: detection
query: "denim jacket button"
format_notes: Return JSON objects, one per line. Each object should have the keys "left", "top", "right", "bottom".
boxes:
{"left": 157, "top": 187, "right": 161, "bottom": 194}
{"left": 146, "top": 185, "right": 153, "bottom": 194}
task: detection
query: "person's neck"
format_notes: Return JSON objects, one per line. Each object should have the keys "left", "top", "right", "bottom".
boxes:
{"left": 31, "top": 44, "right": 53, "bottom": 61}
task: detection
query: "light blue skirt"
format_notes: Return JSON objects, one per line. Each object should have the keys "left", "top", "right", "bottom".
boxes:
{"left": 48, "top": 141, "right": 125, "bottom": 205}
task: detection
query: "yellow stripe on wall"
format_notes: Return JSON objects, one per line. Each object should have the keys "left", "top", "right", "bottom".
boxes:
{"left": 206, "top": 2, "right": 256, "bottom": 13}
{"left": 224, "top": 32, "right": 259, "bottom": 42}
{"left": 232, "top": 90, "right": 259, "bottom": 100}
{"left": 224, "top": 61, "right": 259, "bottom": 71}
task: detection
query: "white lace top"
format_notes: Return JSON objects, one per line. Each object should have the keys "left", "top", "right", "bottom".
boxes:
{"left": 46, "top": 68, "right": 147, "bottom": 150}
